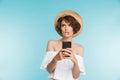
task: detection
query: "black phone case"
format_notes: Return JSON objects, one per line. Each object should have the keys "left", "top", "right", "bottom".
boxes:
{"left": 62, "top": 41, "right": 71, "bottom": 49}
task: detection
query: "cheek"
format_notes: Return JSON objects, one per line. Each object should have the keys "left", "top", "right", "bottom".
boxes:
{"left": 70, "top": 28, "right": 74, "bottom": 34}
{"left": 60, "top": 28, "right": 64, "bottom": 33}
{"left": 61, "top": 27, "right": 63, "bottom": 30}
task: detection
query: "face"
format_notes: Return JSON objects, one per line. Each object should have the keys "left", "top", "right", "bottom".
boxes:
{"left": 61, "top": 20, "right": 74, "bottom": 38}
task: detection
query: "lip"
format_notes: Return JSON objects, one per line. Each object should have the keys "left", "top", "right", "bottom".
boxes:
{"left": 65, "top": 32, "right": 69, "bottom": 34}
{"left": 65, "top": 31, "right": 69, "bottom": 33}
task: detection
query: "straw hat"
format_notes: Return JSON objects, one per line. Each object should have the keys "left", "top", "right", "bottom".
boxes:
{"left": 54, "top": 10, "right": 83, "bottom": 37}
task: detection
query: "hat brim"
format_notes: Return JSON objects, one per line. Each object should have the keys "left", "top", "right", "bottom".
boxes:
{"left": 54, "top": 10, "right": 83, "bottom": 37}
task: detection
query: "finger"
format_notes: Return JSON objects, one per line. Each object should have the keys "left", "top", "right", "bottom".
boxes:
{"left": 61, "top": 49, "right": 66, "bottom": 52}
{"left": 61, "top": 48, "right": 72, "bottom": 52}
{"left": 64, "top": 56, "right": 71, "bottom": 59}
{"left": 63, "top": 49, "right": 72, "bottom": 54}
{"left": 61, "top": 52, "right": 67, "bottom": 57}
{"left": 62, "top": 52, "right": 71, "bottom": 57}
{"left": 66, "top": 48, "right": 72, "bottom": 51}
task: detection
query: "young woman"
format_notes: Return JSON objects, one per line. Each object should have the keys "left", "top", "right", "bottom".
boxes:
{"left": 41, "top": 10, "right": 86, "bottom": 80}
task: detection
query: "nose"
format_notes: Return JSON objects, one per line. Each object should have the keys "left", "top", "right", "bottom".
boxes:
{"left": 65, "top": 25, "right": 69, "bottom": 29}
{"left": 64, "top": 27, "right": 68, "bottom": 31}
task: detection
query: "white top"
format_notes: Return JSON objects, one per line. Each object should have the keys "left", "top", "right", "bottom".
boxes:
{"left": 40, "top": 51, "right": 86, "bottom": 80}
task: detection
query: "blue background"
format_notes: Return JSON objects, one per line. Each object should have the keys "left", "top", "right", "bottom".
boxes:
{"left": 0, "top": 0, "right": 120, "bottom": 80}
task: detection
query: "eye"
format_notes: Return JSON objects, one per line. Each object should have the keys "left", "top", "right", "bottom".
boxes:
{"left": 68, "top": 24, "right": 72, "bottom": 27}
{"left": 61, "top": 24, "right": 65, "bottom": 27}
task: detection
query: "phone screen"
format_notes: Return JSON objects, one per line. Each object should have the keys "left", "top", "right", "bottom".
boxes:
{"left": 62, "top": 41, "right": 71, "bottom": 49}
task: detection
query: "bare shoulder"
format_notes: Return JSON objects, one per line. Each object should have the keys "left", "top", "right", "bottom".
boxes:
{"left": 46, "top": 40, "right": 58, "bottom": 51}
{"left": 74, "top": 43, "right": 84, "bottom": 57}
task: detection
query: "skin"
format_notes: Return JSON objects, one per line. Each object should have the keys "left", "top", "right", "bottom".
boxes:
{"left": 46, "top": 20, "right": 84, "bottom": 79}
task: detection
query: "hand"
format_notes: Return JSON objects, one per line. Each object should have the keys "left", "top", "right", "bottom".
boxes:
{"left": 62, "top": 48, "right": 78, "bottom": 64}
{"left": 53, "top": 49, "right": 64, "bottom": 62}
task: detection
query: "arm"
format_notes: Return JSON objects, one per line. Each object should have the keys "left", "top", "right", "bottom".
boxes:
{"left": 72, "top": 59, "right": 80, "bottom": 79}
{"left": 47, "top": 57, "right": 57, "bottom": 73}
{"left": 72, "top": 45, "right": 84, "bottom": 79}
{"left": 46, "top": 40, "right": 56, "bottom": 73}
{"left": 62, "top": 45, "right": 84, "bottom": 79}
{"left": 46, "top": 40, "right": 63, "bottom": 73}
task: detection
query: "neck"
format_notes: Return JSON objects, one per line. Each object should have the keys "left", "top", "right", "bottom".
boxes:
{"left": 60, "top": 37, "right": 72, "bottom": 41}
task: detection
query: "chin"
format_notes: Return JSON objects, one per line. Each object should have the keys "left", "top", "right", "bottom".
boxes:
{"left": 63, "top": 35, "right": 72, "bottom": 38}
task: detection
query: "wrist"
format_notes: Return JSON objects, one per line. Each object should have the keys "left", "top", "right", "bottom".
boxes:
{"left": 73, "top": 58, "right": 78, "bottom": 65}
{"left": 53, "top": 57, "right": 57, "bottom": 63}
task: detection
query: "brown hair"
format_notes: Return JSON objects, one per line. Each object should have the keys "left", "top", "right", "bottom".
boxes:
{"left": 55, "top": 15, "right": 81, "bottom": 36}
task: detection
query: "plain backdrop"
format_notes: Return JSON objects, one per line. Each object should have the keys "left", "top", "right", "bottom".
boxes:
{"left": 0, "top": 0, "right": 120, "bottom": 80}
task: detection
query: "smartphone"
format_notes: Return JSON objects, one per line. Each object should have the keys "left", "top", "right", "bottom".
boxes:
{"left": 62, "top": 41, "right": 71, "bottom": 49}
